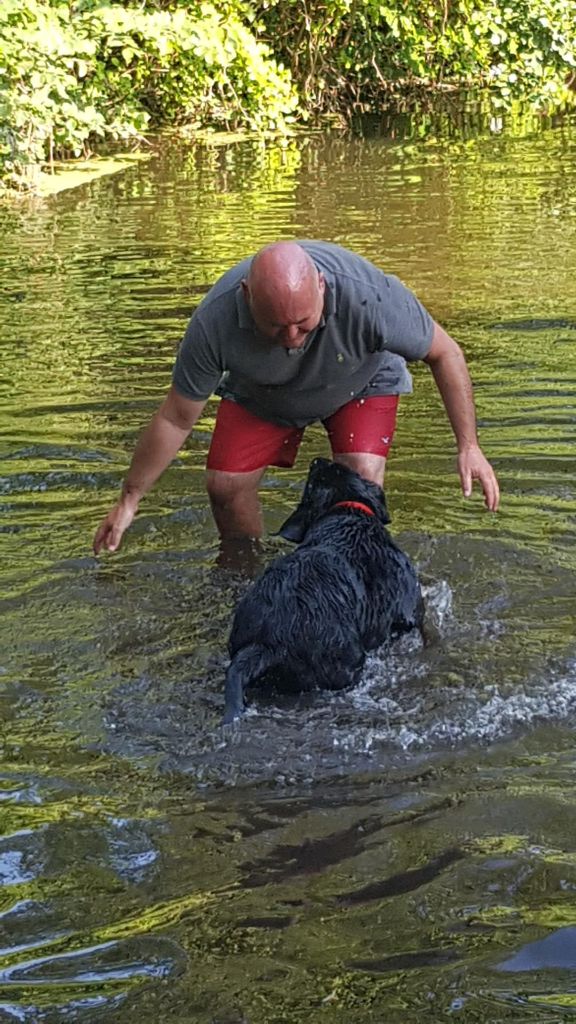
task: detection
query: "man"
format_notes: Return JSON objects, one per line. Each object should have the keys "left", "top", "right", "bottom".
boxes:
{"left": 93, "top": 240, "right": 499, "bottom": 554}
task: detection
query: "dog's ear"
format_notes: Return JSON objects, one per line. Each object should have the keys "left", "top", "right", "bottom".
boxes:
{"left": 276, "top": 458, "right": 330, "bottom": 543}
{"left": 376, "top": 489, "right": 391, "bottom": 526}
{"left": 359, "top": 477, "right": 391, "bottom": 525}
{"left": 277, "top": 507, "right": 308, "bottom": 543}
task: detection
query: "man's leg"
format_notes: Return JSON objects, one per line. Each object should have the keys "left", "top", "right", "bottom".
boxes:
{"left": 206, "top": 466, "right": 267, "bottom": 539}
{"left": 323, "top": 396, "right": 399, "bottom": 488}
{"left": 331, "top": 451, "right": 387, "bottom": 487}
{"left": 206, "top": 399, "right": 303, "bottom": 539}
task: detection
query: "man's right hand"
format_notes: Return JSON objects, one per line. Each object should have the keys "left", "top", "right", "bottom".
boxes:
{"left": 93, "top": 498, "right": 139, "bottom": 555}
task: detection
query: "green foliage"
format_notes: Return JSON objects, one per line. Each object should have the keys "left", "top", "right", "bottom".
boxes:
{"left": 78, "top": 2, "right": 297, "bottom": 129}
{"left": 0, "top": 0, "right": 109, "bottom": 185}
{"left": 466, "top": 0, "right": 576, "bottom": 106}
{"left": 256, "top": 0, "right": 576, "bottom": 114}
{"left": 0, "top": 0, "right": 297, "bottom": 189}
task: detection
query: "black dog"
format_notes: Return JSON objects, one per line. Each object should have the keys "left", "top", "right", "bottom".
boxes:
{"left": 222, "top": 458, "right": 423, "bottom": 723}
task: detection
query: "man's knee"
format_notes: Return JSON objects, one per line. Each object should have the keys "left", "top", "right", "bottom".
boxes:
{"left": 206, "top": 468, "right": 263, "bottom": 508}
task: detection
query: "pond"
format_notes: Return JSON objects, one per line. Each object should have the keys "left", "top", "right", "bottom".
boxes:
{"left": 1, "top": 112, "right": 576, "bottom": 1022}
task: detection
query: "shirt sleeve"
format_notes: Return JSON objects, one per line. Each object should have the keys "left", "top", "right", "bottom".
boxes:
{"left": 379, "top": 275, "right": 434, "bottom": 360}
{"left": 172, "top": 314, "right": 224, "bottom": 401}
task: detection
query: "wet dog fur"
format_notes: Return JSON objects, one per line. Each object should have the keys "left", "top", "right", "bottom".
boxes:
{"left": 223, "top": 457, "right": 424, "bottom": 723}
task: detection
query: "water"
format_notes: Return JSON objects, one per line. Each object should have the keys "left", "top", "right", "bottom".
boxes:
{"left": 1, "top": 115, "right": 576, "bottom": 1021}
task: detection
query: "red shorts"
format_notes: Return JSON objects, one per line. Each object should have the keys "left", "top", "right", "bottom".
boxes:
{"left": 206, "top": 396, "right": 399, "bottom": 473}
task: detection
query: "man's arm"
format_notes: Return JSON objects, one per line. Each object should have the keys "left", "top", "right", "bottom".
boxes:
{"left": 93, "top": 386, "right": 206, "bottom": 554}
{"left": 424, "top": 322, "right": 500, "bottom": 511}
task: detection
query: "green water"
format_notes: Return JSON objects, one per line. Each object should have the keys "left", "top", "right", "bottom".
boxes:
{"left": 1, "top": 118, "right": 576, "bottom": 1022}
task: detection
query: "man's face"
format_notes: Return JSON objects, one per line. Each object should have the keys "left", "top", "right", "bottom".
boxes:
{"left": 242, "top": 273, "right": 325, "bottom": 350}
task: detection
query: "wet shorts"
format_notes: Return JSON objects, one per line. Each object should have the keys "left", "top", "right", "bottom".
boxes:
{"left": 206, "top": 396, "right": 399, "bottom": 473}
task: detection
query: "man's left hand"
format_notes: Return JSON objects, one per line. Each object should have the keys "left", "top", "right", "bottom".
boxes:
{"left": 457, "top": 445, "right": 500, "bottom": 511}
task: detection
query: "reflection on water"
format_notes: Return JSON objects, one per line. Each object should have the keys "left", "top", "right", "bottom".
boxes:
{"left": 1, "top": 113, "right": 576, "bottom": 1020}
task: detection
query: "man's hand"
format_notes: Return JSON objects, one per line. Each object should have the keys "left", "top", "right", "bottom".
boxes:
{"left": 93, "top": 497, "right": 139, "bottom": 554}
{"left": 457, "top": 444, "right": 500, "bottom": 511}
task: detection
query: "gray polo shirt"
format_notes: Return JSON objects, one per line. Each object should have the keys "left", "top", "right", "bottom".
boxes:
{"left": 173, "top": 241, "right": 434, "bottom": 428}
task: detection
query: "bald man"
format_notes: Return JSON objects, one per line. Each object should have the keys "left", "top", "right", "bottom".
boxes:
{"left": 93, "top": 241, "right": 499, "bottom": 553}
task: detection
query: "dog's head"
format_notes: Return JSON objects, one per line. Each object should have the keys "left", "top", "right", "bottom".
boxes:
{"left": 278, "top": 458, "right": 391, "bottom": 543}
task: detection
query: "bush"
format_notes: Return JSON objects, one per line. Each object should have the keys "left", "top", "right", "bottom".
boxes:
{"left": 255, "top": 0, "right": 576, "bottom": 114}
{"left": 0, "top": 0, "right": 298, "bottom": 188}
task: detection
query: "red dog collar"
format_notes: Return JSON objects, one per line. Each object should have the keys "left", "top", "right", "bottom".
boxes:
{"left": 332, "top": 501, "right": 375, "bottom": 516}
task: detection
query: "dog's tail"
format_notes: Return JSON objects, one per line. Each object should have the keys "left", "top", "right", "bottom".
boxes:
{"left": 222, "top": 644, "right": 278, "bottom": 725}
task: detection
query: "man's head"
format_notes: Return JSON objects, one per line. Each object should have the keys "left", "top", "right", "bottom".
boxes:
{"left": 242, "top": 242, "right": 325, "bottom": 349}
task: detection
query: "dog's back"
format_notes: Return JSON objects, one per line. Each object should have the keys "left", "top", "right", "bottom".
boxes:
{"left": 223, "top": 459, "right": 423, "bottom": 723}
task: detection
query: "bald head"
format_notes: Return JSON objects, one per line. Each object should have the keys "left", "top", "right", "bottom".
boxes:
{"left": 248, "top": 242, "right": 317, "bottom": 296}
{"left": 242, "top": 242, "right": 325, "bottom": 349}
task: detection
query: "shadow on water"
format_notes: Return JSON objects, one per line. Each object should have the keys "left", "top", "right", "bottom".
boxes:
{"left": 1, "top": 109, "right": 576, "bottom": 1020}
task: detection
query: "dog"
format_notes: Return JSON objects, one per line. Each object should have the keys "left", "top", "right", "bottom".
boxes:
{"left": 222, "top": 457, "right": 424, "bottom": 724}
